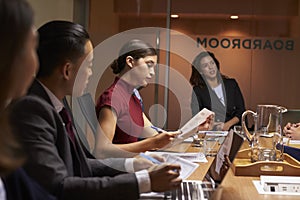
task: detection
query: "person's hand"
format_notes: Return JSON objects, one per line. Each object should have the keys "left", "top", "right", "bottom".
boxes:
{"left": 151, "top": 131, "right": 179, "bottom": 149}
{"left": 221, "top": 122, "right": 231, "bottom": 131}
{"left": 133, "top": 153, "right": 165, "bottom": 171}
{"left": 197, "top": 114, "right": 214, "bottom": 131}
{"left": 148, "top": 163, "right": 182, "bottom": 192}
{"left": 209, "top": 155, "right": 231, "bottom": 182}
{"left": 283, "top": 122, "right": 292, "bottom": 133}
{"left": 283, "top": 122, "right": 300, "bottom": 140}
{"left": 219, "top": 155, "right": 231, "bottom": 179}
{"left": 213, "top": 122, "right": 224, "bottom": 131}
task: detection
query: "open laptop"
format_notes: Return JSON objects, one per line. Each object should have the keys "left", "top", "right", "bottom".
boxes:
{"left": 148, "top": 130, "right": 245, "bottom": 200}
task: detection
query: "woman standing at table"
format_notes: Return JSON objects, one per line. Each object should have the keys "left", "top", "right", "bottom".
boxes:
{"left": 189, "top": 51, "right": 245, "bottom": 131}
{"left": 95, "top": 39, "right": 212, "bottom": 158}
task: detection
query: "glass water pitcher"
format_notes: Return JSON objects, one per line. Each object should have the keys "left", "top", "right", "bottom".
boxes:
{"left": 242, "top": 105, "right": 287, "bottom": 162}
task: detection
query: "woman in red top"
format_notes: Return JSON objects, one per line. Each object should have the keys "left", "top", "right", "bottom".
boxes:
{"left": 95, "top": 39, "right": 212, "bottom": 158}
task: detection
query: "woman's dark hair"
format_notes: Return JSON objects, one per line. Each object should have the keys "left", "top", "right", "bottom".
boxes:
{"left": 37, "top": 20, "right": 90, "bottom": 78}
{"left": 0, "top": 0, "right": 34, "bottom": 105}
{"left": 111, "top": 39, "right": 157, "bottom": 74}
{"left": 0, "top": 0, "right": 33, "bottom": 176}
{"left": 189, "top": 51, "right": 226, "bottom": 87}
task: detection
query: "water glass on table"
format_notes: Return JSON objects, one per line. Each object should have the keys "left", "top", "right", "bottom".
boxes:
{"left": 204, "top": 137, "right": 218, "bottom": 156}
{"left": 233, "top": 125, "right": 243, "bottom": 136}
{"left": 192, "top": 132, "right": 206, "bottom": 147}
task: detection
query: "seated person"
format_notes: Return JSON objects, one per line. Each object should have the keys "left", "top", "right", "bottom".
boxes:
{"left": 283, "top": 122, "right": 300, "bottom": 140}
{"left": 282, "top": 122, "right": 300, "bottom": 161}
{"left": 95, "top": 39, "right": 213, "bottom": 158}
{"left": 9, "top": 20, "right": 182, "bottom": 200}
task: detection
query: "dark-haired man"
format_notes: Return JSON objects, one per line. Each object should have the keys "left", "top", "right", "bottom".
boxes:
{"left": 10, "top": 20, "right": 182, "bottom": 200}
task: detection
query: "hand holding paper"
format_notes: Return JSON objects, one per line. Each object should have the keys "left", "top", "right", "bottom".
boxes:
{"left": 197, "top": 113, "right": 214, "bottom": 132}
{"left": 179, "top": 108, "right": 214, "bottom": 138}
{"left": 164, "top": 108, "right": 214, "bottom": 148}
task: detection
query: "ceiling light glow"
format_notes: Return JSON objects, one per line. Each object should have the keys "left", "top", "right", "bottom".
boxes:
{"left": 230, "top": 15, "right": 239, "bottom": 20}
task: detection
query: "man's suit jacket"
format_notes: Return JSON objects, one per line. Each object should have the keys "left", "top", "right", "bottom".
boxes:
{"left": 191, "top": 78, "right": 245, "bottom": 126}
{"left": 9, "top": 80, "right": 139, "bottom": 200}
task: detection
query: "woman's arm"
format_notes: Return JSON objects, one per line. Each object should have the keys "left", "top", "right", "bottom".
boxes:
{"left": 94, "top": 107, "right": 176, "bottom": 158}
{"left": 223, "top": 116, "right": 239, "bottom": 131}
{"left": 140, "top": 113, "right": 158, "bottom": 138}
{"left": 232, "top": 79, "right": 246, "bottom": 121}
{"left": 221, "top": 79, "right": 245, "bottom": 131}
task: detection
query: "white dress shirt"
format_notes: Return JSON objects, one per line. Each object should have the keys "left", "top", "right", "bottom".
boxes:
{"left": 0, "top": 178, "right": 6, "bottom": 200}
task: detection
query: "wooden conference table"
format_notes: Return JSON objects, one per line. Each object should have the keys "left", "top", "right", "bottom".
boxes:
{"left": 168, "top": 139, "right": 300, "bottom": 200}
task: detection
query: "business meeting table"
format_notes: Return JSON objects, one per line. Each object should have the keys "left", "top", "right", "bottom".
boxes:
{"left": 167, "top": 137, "right": 300, "bottom": 200}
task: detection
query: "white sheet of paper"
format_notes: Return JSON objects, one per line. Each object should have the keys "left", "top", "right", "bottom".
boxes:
{"left": 151, "top": 152, "right": 208, "bottom": 163}
{"left": 167, "top": 108, "right": 214, "bottom": 148}
{"left": 198, "top": 131, "right": 229, "bottom": 137}
{"left": 179, "top": 108, "right": 214, "bottom": 138}
{"left": 289, "top": 140, "right": 300, "bottom": 144}
{"left": 163, "top": 154, "right": 199, "bottom": 179}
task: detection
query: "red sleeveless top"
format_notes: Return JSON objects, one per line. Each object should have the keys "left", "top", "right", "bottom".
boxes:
{"left": 96, "top": 77, "right": 144, "bottom": 144}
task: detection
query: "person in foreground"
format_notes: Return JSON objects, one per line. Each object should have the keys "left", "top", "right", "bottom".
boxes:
{"left": 281, "top": 122, "right": 300, "bottom": 161}
{"left": 190, "top": 51, "right": 245, "bottom": 131}
{"left": 95, "top": 39, "right": 213, "bottom": 158}
{"left": 0, "top": 0, "right": 56, "bottom": 199}
{"left": 9, "top": 20, "right": 182, "bottom": 200}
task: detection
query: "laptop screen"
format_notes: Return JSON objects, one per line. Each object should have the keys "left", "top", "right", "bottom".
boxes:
{"left": 203, "top": 130, "right": 245, "bottom": 184}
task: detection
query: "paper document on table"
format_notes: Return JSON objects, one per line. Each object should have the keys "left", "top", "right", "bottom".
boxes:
{"left": 198, "top": 131, "right": 229, "bottom": 137}
{"left": 151, "top": 151, "right": 208, "bottom": 163}
{"left": 164, "top": 154, "right": 199, "bottom": 179}
{"left": 289, "top": 140, "right": 300, "bottom": 144}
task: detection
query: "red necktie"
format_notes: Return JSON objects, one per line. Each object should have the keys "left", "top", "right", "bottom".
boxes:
{"left": 59, "top": 107, "right": 76, "bottom": 144}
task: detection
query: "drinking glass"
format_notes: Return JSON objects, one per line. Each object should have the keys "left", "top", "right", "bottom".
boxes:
{"left": 192, "top": 132, "right": 206, "bottom": 147}
{"left": 204, "top": 137, "right": 218, "bottom": 156}
{"left": 233, "top": 125, "right": 242, "bottom": 135}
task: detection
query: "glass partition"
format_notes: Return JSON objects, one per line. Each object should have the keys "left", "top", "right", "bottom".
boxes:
{"left": 88, "top": 0, "right": 300, "bottom": 129}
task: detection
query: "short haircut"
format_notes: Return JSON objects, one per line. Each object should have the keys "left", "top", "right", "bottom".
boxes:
{"left": 37, "top": 20, "right": 90, "bottom": 78}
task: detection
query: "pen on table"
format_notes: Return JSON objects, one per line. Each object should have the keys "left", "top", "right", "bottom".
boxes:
{"left": 139, "top": 152, "right": 162, "bottom": 164}
{"left": 151, "top": 125, "right": 164, "bottom": 133}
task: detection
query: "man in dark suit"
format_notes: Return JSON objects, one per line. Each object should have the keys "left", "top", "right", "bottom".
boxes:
{"left": 9, "top": 20, "right": 181, "bottom": 200}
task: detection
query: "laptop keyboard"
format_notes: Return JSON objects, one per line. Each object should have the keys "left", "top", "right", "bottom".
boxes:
{"left": 164, "top": 180, "right": 214, "bottom": 200}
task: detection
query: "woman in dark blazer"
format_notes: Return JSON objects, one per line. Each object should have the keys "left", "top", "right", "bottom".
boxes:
{"left": 190, "top": 51, "right": 245, "bottom": 131}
